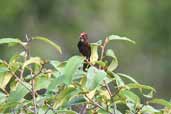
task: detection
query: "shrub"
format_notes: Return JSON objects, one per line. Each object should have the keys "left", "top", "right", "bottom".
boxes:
{"left": 0, "top": 35, "right": 170, "bottom": 114}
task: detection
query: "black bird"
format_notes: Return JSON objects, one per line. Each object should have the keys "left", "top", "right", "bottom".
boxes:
{"left": 77, "top": 32, "right": 91, "bottom": 71}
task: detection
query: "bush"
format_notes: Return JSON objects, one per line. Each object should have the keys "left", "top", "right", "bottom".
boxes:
{"left": 0, "top": 35, "right": 170, "bottom": 114}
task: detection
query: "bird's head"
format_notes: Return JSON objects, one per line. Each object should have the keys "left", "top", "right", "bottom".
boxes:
{"left": 80, "top": 32, "right": 88, "bottom": 42}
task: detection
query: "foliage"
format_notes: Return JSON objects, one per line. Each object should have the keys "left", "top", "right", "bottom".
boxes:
{"left": 0, "top": 35, "right": 170, "bottom": 114}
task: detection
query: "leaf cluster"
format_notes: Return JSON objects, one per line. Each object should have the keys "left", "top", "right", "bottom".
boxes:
{"left": 0, "top": 35, "right": 170, "bottom": 114}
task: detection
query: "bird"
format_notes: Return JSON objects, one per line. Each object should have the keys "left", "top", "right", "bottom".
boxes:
{"left": 77, "top": 32, "right": 91, "bottom": 71}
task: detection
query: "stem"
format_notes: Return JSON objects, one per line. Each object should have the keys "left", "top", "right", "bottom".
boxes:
{"left": 31, "top": 64, "right": 44, "bottom": 79}
{"left": 24, "top": 35, "right": 38, "bottom": 114}
{"left": 100, "top": 46, "right": 105, "bottom": 61}
{"left": 103, "top": 80, "right": 116, "bottom": 114}
{"left": 20, "top": 35, "right": 31, "bottom": 79}
{"left": 10, "top": 72, "right": 31, "bottom": 92}
{"left": 100, "top": 37, "right": 109, "bottom": 61}
{"left": 135, "top": 104, "right": 145, "bottom": 114}
{"left": 44, "top": 104, "right": 56, "bottom": 114}
{"left": 85, "top": 95, "right": 112, "bottom": 114}
{"left": 31, "top": 76, "right": 37, "bottom": 114}
{"left": 79, "top": 104, "right": 87, "bottom": 114}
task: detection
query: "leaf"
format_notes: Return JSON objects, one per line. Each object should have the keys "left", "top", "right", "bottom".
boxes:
{"left": 90, "top": 44, "right": 99, "bottom": 64}
{"left": 0, "top": 72, "right": 13, "bottom": 89}
{"left": 35, "top": 75, "right": 51, "bottom": 90}
{"left": 0, "top": 92, "right": 6, "bottom": 103}
{"left": 106, "top": 49, "right": 118, "bottom": 71}
{"left": 95, "top": 61, "right": 106, "bottom": 67}
{"left": 0, "top": 38, "right": 23, "bottom": 46}
{"left": 7, "top": 83, "right": 30, "bottom": 103}
{"left": 86, "top": 66, "right": 107, "bottom": 90}
{"left": 0, "top": 59, "right": 3, "bottom": 63}
{"left": 127, "top": 83, "right": 156, "bottom": 92}
{"left": 141, "top": 105, "right": 160, "bottom": 113}
{"left": 33, "top": 36, "right": 62, "bottom": 54}
{"left": 63, "top": 56, "right": 84, "bottom": 85}
{"left": 0, "top": 67, "right": 9, "bottom": 73}
{"left": 53, "top": 87, "right": 78, "bottom": 109}
{"left": 108, "top": 35, "right": 136, "bottom": 44}
{"left": 57, "top": 110, "right": 77, "bottom": 114}
{"left": 91, "top": 40, "right": 102, "bottom": 46}
{"left": 48, "top": 75, "right": 64, "bottom": 92}
{"left": 127, "top": 83, "right": 156, "bottom": 99}
{"left": 112, "top": 73, "right": 125, "bottom": 87}
{"left": 22, "top": 57, "right": 44, "bottom": 69}
{"left": 117, "top": 73, "right": 138, "bottom": 84}
{"left": 67, "top": 96, "right": 86, "bottom": 106}
{"left": 119, "top": 90, "right": 140, "bottom": 104}
{"left": 50, "top": 60, "right": 61, "bottom": 70}
{"left": 86, "top": 89, "right": 96, "bottom": 99}
{"left": 149, "top": 99, "right": 171, "bottom": 108}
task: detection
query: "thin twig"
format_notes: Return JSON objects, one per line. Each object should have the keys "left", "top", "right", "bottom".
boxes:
{"left": 103, "top": 80, "right": 116, "bottom": 114}
{"left": 135, "top": 104, "right": 145, "bottom": 114}
{"left": 79, "top": 104, "right": 87, "bottom": 114}
{"left": 19, "top": 34, "right": 32, "bottom": 79}
{"left": 31, "top": 64, "right": 44, "bottom": 79}
{"left": 3, "top": 61, "right": 31, "bottom": 92}
{"left": 44, "top": 104, "right": 56, "bottom": 114}
{"left": 24, "top": 35, "right": 38, "bottom": 114}
{"left": 31, "top": 75, "right": 37, "bottom": 114}
{"left": 10, "top": 72, "right": 31, "bottom": 92}
{"left": 100, "top": 37, "right": 109, "bottom": 61}
{"left": 85, "top": 95, "right": 112, "bottom": 114}
{"left": 1, "top": 88, "right": 9, "bottom": 95}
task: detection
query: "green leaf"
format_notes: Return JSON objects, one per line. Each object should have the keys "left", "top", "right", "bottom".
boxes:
{"left": 8, "top": 83, "right": 30, "bottom": 103}
{"left": 0, "top": 72, "right": 13, "bottom": 89}
{"left": 95, "top": 60, "right": 106, "bottom": 67}
{"left": 108, "top": 35, "right": 136, "bottom": 44}
{"left": 50, "top": 60, "right": 61, "bottom": 70}
{"left": 86, "top": 66, "right": 107, "bottom": 90}
{"left": 119, "top": 90, "right": 140, "bottom": 104}
{"left": 149, "top": 99, "right": 171, "bottom": 108}
{"left": 0, "top": 38, "right": 23, "bottom": 46}
{"left": 48, "top": 76, "right": 64, "bottom": 92}
{"left": 67, "top": 96, "right": 86, "bottom": 106}
{"left": 22, "top": 57, "right": 44, "bottom": 69}
{"left": 53, "top": 87, "right": 78, "bottom": 109}
{"left": 35, "top": 75, "right": 51, "bottom": 90}
{"left": 127, "top": 83, "right": 156, "bottom": 92}
{"left": 91, "top": 40, "right": 102, "bottom": 46}
{"left": 0, "top": 67, "right": 9, "bottom": 73}
{"left": 112, "top": 73, "right": 125, "bottom": 87}
{"left": 57, "top": 110, "right": 77, "bottom": 114}
{"left": 63, "top": 56, "right": 84, "bottom": 85}
{"left": 90, "top": 44, "right": 99, "bottom": 64}
{"left": 0, "top": 59, "right": 3, "bottom": 63}
{"left": 141, "top": 105, "right": 160, "bottom": 113}
{"left": 0, "top": 92, "right": 6, "bottom": 103}
{"left": 117, "top": 73, "right": 138, "bottom": 84}
{"left": 33, "top": 36, "right": 62, "bottom": 54}
{"left": 127, "top": 83, "right": 156, "bottom": 99}
{"left": 106, "top": 49, "right": 118, "bottom": 71}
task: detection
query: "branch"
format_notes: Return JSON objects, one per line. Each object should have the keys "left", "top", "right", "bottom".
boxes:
{"left": 10, "top": 72, "right": 31, "bottom": 92}
{"left": 85, "top": 94, "right": 112, "bottom": 114}
{"left": 31, "top": 75, "right": 37, "bottom": 114}
{"left": 103, "top": 80, "right": 116, "bottom": 114}
{"left": 19, "top": 34, "right": 32, "bottom": 79}
{"left": 100, "top": 37, "right": 109, "bottom": 61}
{"left": 31, "top": 64, "right": 45, "bottom": 79}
